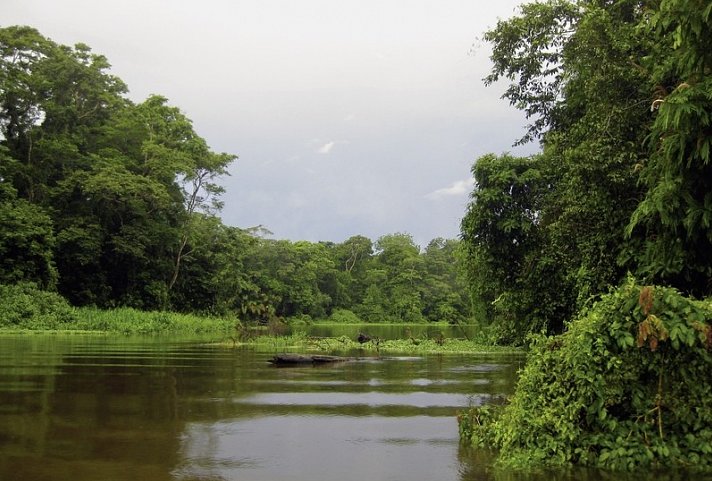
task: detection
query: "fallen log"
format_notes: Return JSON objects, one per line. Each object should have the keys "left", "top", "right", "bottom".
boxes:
{"left": 269, "top": 354, "right": 355, "bottom": 365}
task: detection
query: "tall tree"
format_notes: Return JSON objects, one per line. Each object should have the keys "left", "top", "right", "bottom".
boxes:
{"left": 0, "top": 27, "right": 235, "bottom": 309}
{"left": 0, "top": 26, "right": 128, "bottom": 203}
{"left": 129, "top": 96, "right": 236, "bottom": 293}
{"left": 421, "top": 238, "right": 472, "bottom": 324}
{"left": 461, "top": 153, "right": 560, "bottom": 339}
{"left": 463, "top": 0, "right": 658, "bottom": 341}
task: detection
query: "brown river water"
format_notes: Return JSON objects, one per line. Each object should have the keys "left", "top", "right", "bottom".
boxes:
{"left": 0, "top": 334, "right": 705, "bottom": 481}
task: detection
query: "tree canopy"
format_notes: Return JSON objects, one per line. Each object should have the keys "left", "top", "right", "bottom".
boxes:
{"left": 461, "top": 0, "right": 712, "bottom": 343}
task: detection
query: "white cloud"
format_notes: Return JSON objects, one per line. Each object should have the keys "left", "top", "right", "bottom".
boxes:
{"left": 316, "top": 140, "right": 350, "bottom": 154}
{"left": 318, "top": 141, "right": 336, "bottom": 154}
{"left": 425, "top": 178, "right": 475, "bottom": 200}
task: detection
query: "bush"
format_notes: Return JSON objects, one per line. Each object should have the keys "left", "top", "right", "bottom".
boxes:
{"left": 0, "top": 283, "right": 236, "bottom": 333}
{"left": 459, "top": 278, "right": 712, "bottom": 472}
{"left": 286, "top": 314, "right": 313, "bottom": 326}
{"left": 0, "top": 283, "right": 77, "bottom": 329}
{"left": 328, "top": 308, "right": 362, "bottom": 324}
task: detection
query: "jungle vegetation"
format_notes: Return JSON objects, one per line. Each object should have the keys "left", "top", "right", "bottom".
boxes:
{"left": 1, "top": 0, "right": 712, "bottom": 473}
{"left": 0, "top": 25, "right": 470, "bottom": 328}
{"left": 458, "top": 0, "right": 712, "bottom": 471}
{"left": 460, "top": 0, "right": 712, "bottom": 344}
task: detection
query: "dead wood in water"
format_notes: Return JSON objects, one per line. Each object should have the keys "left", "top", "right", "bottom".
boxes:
{"left": 269, "top": 354, "right": 354, "bottom": 365}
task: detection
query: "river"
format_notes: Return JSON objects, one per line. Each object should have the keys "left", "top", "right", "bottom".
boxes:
{"left": 0, "top": 333, "right": 698, "bottom": 481}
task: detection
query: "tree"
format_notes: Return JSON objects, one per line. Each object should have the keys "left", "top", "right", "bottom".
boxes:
{"left": 463, "top": 0, "right": 658, "bottom": 341}
{"left": 371, "top": 233, "right": 425, "bottom": 322}
{"left": 421, "top": 238, "right": 471, "bottom": 324}
{"left": 52, "top": 160, "right": 178, "bottom": 307}
{"left": 626, "top": 0, "right": 712, "bottom": 296}
{"left": 0, "top": 27, "right": 236, "bottom": 309}
{"left": 356, "top": 262, "right": 389, "bottom": 323}
{"left": 129, "top": 96, "right": 236, "bottom": 293}
{"left": 168, "top": 216, "right": 257, "bottom": 315}
{"left": 0, "top": 178, "right": 56, "bottom": 288}
{"left": 0, "top": 26, "right": 128, "bottom": 203}
{"left": 483, "top": 0, "right": 579, "bottom": 145}
{"left": 461, "top": 153, "right": 556, "bottom": 339}
{"left": 243, "top": 239, "right": 336, "bottom": 320}
{"left": 329, "top": 235, "right": 374, "bottom": 309}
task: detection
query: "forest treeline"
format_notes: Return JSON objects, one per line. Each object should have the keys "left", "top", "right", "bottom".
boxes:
{"left": 2, "top": 0, "right": 711, "bottom": 339}
{"left": 0, "top": 26, "right": 470, "bottom": 325}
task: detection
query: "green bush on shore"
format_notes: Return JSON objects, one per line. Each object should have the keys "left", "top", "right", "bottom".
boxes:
{"left": 0, "top": 283, "right": 77, "bottom": 329}
{"left": 458, "top": 278, "right": 712, "bottom": 471}
{"left": 328, "top": 308, "right": 362, "bottom": 324}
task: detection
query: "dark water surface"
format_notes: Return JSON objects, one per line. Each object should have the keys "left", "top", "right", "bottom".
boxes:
{"left": 0, "top": 334, "right": 699, "bottom": 481}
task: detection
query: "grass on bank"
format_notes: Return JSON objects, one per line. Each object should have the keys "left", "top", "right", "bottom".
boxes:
{"left": 0, "top": 284, "right": 505, "bottom": 354}
{"left": 0, "top": 283, "right": 236, "bottom": 334}
{"left": 226, "top": 331, "right": 520, "bottom": 355}
{"left": 74, "top": 307, "right": 236, "bottom": 334}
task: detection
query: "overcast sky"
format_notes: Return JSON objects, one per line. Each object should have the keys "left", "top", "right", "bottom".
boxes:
{"left": 5, "top": 0, "right": 538, "bottom": 246}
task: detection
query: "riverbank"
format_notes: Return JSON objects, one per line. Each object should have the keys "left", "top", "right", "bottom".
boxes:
{"left": 0, "top": 283, "right": 509, "bottom": 353}
{"left": 0, "top": 283, "right": 465, "bottom": 332}
{"left": 0, "top": 286, "right": 237, "bottom": 334}
{"left": 0, "top": 318, "right": 515, "bottom": 356}
{"left": 225, "top": 332, "right": 519, "bottom": 355}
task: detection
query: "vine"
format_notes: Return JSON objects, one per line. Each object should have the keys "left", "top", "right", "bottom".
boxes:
{"left": 458, "top": 278, "right": 712, "bottom": 471}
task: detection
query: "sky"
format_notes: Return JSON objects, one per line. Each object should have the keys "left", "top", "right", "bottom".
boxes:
{"left": 4, "top": 0, "right": 538, "bottom": 246}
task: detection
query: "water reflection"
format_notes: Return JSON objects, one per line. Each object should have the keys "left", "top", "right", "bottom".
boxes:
{"left": 1, "top": 334, "right": 701, "bottom": 481}
{"left": 175, "top": 415, "right": 460, "bottom": 481}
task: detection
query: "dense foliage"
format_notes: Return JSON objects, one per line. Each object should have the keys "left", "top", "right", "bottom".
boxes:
{"left": 626, "top": 0, "right": 712, "bottom": 294}
{"left": 461, "top": 0, "right": 712, "bottom": 343}
{"left": 0, "top": 282, "right": 76, "bottom": 329}
{"left": 235, "top": 233, "right": 472, "bottom": 324}
{"left": 0, "top": 26, "right": 470, "bottom": 325}
{"left": 459, "top": 280, "right": 712, "bottom": 471}
{"left": 459, "top": 0, "right": 712, "bottom": 472}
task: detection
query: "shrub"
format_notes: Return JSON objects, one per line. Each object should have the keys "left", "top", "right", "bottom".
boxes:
{"left": 459, "top": 278, "right": 712, "bottom": 472}
{"left": 286, "top": 314, "right": 313, "bottom": 326}
{"left": 328, "top": 308, "right": 362, "bottom": 324}
{"left": 0, "top": 283, "right": 77, "bottom": 329}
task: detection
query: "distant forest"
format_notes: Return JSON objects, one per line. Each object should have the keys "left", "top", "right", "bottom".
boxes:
{"left": 0, "top": 26, "right": 470, "bottom": 324}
